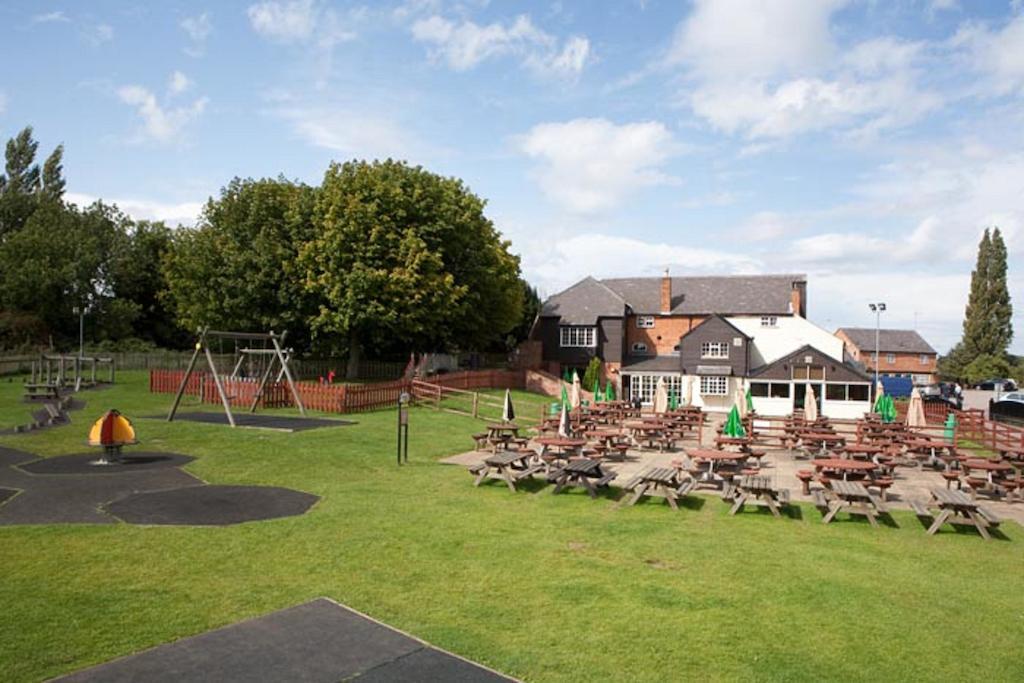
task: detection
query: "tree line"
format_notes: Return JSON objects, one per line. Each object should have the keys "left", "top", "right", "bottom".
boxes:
{"left": 0, "top": 127, "right": 538, "bottom": 377}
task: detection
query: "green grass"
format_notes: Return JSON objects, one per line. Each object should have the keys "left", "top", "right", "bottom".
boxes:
{"left": 1, "top": 373, "right": 1023, "bottom": 681}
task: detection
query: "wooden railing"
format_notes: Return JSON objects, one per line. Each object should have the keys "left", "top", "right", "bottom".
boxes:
{"left": 954, "top": 408, "right": 1024, "bottom": 453}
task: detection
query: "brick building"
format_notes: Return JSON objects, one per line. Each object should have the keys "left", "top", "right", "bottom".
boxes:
{"left": 833, "top": 328, "right": 938, "bottom": 385}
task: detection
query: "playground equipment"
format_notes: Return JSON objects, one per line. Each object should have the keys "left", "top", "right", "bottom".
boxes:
{"left": 25, "top": 353, "right": 115, "bottom": 397}
{"left": 87, "top": 409, "right": 138, "bottom": 465}
{"left": 167, "top": 328, "right": 306, "bottom": 428}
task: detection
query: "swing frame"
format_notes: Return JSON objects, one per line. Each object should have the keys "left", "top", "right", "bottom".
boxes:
{"left": 166, "top": 327, "right": 306, "bottom": 427}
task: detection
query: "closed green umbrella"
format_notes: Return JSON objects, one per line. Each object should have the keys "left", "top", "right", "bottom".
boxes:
{"left": 605, "top": 381, "right": 615, "bottom": 401}
{"left": 882, "top": 394, "right": 897, "bottom": 423}
{"left": 724, "top": 404, "right": 746, "bottom": 437}
{"left": 746, "top": 387, "right": 755, "bottom": 414}
{"left": 560, "top": 384, "right": 569, "bottom": 408}
{"left": 669, "top": 388, "right": 678, "bottom": 411}
{"left": 592, "top": 377, "right": 602, "bottom": 403}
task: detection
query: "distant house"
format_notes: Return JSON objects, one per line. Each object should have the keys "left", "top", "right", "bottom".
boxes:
{"left": 530, "top": 271, "right": 872, "bottom": 417}
{"left": 834, "top": 328, "right": 938, "bottom": 385}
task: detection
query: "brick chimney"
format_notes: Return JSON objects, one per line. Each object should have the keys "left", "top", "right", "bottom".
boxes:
{"left": 790, "top": 282, "right": 803, "bottom": 317}
{"left": 660, "top": 269, "right": 672, "bottom": 314}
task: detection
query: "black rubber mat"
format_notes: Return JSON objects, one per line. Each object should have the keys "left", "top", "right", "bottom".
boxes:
{"left": 55, "top": 598, "right": 514, "bottom": 682}
{"left": 0, "top": 487, "right": 17, "bottom": 506}
{"left": 164, "top": 412, "right": 354, "bottom": 431}
{"left": 18, "top": 452, "right": 195, "bottom": 475}
{"left": 105, "top": 485, "right": 319, "bottom": 525}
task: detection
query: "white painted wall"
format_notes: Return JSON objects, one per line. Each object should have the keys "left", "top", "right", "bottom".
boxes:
{"left": 727, "top": 315, "right": 845, "bottom": 367}
{"left": 750, "top": 396, "right": 791, "bottom": 416}
{"left": 688, "top": 375, "right": 744, "bottom": 413}
{"left": 822, "top": 398, "right": 871, "bottom": 419}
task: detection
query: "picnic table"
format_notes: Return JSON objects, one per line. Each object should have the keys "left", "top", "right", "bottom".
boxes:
{"left": 714, "top": 435, "right": 752, "bottom": 452}
{"left": 620, "top": 467, "right": 695, "bottom": 510}
{"left": 548, "top": 458, "right": 617, "bottom": 498}
{"left": 840, "top": 442, "right": 884, "bottom": 461}
{"left": 686, "top": 449, "right": 749, "bottom": 485}
{"left": 468, "top": 450, "right": 542, "bottom": 492}
{"left": 480, "top": 423, "right": 521, "bottom": 452}
{"left": 812, "top": 458, "right": 876, "bottom": 481}
{"left": 819, "top": 479, "right": 888, "bottom": 527}
{"left": 726, "top": 475, "right": 790, "bottom": 517}
{"left": 911, "top": 488, "right": 1002, "bottom": 540}
{"left": 961, "top": 459, "right": 1016, "bottom": 499}
{"left": 798, "top": 432, "right": 845, "bottom": 454}
{"left": 534, "top": 437, "right": 587, "bottom": 463}
{"left": 901, "top": 438, "right": 954, "bottom": 468}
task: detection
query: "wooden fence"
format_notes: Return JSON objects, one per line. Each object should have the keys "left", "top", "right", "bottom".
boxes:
{"left": 953, "top": 408, "right": 1024, "bottom": 453}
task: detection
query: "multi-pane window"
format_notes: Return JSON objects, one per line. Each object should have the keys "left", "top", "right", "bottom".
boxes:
{"left": 760, "top": 316, "right": 778, "bottom": 328}
{"left": 628, "top": 374, "right": 684, "bottom": 405}
{"left": 792, "top": 365, "right": 825, "bottom": 380}
{"left": 700, "top": 341, "right": 729, "bottom": 359}
{"left": 750, "top": 382, "right": 790, "bottom": 398}
{"left": 700, "top": 376, "right": 728, "bottom": 396}
{"left": 559, "top": 326, "right": 596, "bottom": 348}
{"left": 636, "top": 315, "right": 655, "bottom": 328}
{"left": 886, "top": 353, "right": 896, "bottom": 363}
{"left": 824, "top": 384, "right": 871, "bottom": 401}
{"left": 919, "top": 354, "right": 930, "bottom": 365}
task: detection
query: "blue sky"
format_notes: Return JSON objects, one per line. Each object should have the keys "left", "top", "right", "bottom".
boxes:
{"left": 1, "top": 1, "right": 1022, "bottom": 353}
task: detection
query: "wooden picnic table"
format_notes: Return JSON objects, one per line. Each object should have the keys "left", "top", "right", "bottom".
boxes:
{"left": 728, "top": 475, "right": 791, "bottom": 517}
{"left": 534, "top": 436, "right": 587, "bottom": 462}
{"left": 912, "top": 487, "right": 1002, "bottom": 540}
{"left": 714, "top": 435, "right": 752, "bottom": 452}
{"left": 620, "top": 467, "right": 695, "bottom": 510}
{"left": 687, "top": 449, "right": 749, "bottom": 485}
{"left": 820, "top": 479, "right": 887, "bottom": 527}
{"left": 812, "top": 458, "right": 876, "bottom": 481}
{"left": 961, "top": 458, "right": 1016, "bottom": 498}
{"left": 548, "top": 458, "right": 617, "bottom": 498}
{"left": 840, "top": 443, "right": 884, "bottom": 460}
{"left": 469, "top": 450, "right": 542, "bottom": 492}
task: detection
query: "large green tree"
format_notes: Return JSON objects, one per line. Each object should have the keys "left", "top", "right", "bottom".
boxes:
{"left": 162, "top": 177, "right": 317, "bottom": 347}
{"left": 303, "top": 160, "right": 522, "bottom": 377}
{"left": 0, "top": 126, "right": 64, "bottom": 238}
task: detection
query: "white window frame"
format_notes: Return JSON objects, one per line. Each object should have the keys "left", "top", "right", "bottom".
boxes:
{"left": 919, "top": 354, "right": 930, "bottom": 365}
{"left": 559, "top": 326, "right": 596, "bottom": 348}
{"left": 631, "top": 342, "right": 649, "bottom": 354}
{"left": 700, "top": 375, "right": 728, "bottom": 396}
{"left": 760, "top": 315, "right": 778, "bottom": 328}
{"left": 628, "top": 373, "right": 684, "bottom": 406}
{"left": 886, "top": 353, "right": 896, "bottom": 364}
{"left": 700, "top": 341, "right": 729, "bottom": 359}
{"left": 636, "top": 315, "right": 655, "bottom": 329}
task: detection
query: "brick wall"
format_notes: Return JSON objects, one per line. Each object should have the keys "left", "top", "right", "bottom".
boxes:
{"left": 625, "top": 315, "right": 705, "bottom": 356}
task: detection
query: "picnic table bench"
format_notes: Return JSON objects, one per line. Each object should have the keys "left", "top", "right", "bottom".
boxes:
{"left": 726, "top": 475, "right": 791, "bottom": 517}
{"left": 468, "top": 450, "right": 542, "bottom": 492}
{"left": 911, "top": 488, "right": 1002, "bottom": 540}
{"left": 620, "top": 467, "right": 695, "bottom": 510}
{"left": 548, "top": 458, "right": 617, "bottom": 498}
{"left": 821, "top": 479, "right": 888, "bottom": 528}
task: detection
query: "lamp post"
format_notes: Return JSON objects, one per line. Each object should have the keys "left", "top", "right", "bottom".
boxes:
{"left": 868, "top": 302, "right": 886, "bottom": 396}
{"left": 72, "top": 305, "right": 85, "bottom": 359}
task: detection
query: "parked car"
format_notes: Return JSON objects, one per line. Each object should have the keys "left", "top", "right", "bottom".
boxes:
{"left": 920, "top": 382, "right": 954, "bottom": 398}
{"left": 991, "top": 394, "right": 1024, "bottom": 425}
{"left": 923, "top": 394, "right": 959, "bottom": 410}
{"left": 974, "top": 378, "right": 1018, "bottom": 392}
{"left": 998, "top": 392, "right": 1024, "bottom": 404}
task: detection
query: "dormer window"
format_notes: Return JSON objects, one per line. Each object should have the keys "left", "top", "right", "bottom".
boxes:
{"left": 700, "top": 341, "right": 729, "bottom": 359}
{"left": 761, "top": 316, "right": 778, "bottom": 328}
{"left": 636, "top": 315, "right": 655, "bottom": 328}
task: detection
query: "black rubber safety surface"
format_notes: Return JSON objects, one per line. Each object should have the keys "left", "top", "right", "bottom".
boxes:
{"left": 55, "top": 598, "right": 515, "bottom": 682}
{"left": 165, "top": 412, "right": 354, "bottom": 431}
{"left": 104, "top": 484, "right": 319, "bottom": 526}
{"left": 0, "top": 487, "right": 17, "bottom": 506}
{"left": 18, "top": 451, "right": 194, "bottom": 475}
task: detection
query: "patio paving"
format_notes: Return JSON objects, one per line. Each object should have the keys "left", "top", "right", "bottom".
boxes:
{"left": 442, "top": 416, "right": 1024, "bottom": 526}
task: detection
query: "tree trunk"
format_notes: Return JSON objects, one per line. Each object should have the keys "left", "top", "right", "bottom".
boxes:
{"left": 346, "top": 333, "right": 362, "bottom": 380}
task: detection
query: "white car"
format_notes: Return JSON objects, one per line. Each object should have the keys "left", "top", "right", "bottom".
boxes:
{"left": 999, "top": 392, "right": 1024, "bottom": 404}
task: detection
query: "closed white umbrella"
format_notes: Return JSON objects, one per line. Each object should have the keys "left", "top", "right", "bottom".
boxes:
{"left": 557, "top": 402, "right": 571, "bottom": 437}
{"left": 735, "top": 380, "right": 748, "bottom": 419}
{"left": 653, "top": 376, "right": 669, "bottom": 414}
{"left": 804, "top": 384, "right": 818, "bottom": 422}
{"left": 683, "top": 375, "right": 693, "bottom": 406}
{"left": 502, "top": 388, "right": 515, "bottom": 423}
{"left": 907, "top": 387, "right": 926, "bottom": 427}
{"left": 692, "top": 376, "right": 705, "bottom": 408}
{"left": 570, "top": 372, "right": 581, "bottom": 410}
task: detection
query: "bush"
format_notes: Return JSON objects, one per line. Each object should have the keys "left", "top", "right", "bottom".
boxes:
{"left": 582, "top": 357, "right": 602, "bottom": 393}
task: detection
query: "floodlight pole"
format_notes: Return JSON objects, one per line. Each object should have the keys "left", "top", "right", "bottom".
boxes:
{"left": 868, "top": 302, "right": 886, "bottom": 397}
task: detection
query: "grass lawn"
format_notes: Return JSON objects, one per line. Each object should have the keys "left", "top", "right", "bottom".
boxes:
{"left": 2, "top": 372, "right": 1023, "bottom": 681}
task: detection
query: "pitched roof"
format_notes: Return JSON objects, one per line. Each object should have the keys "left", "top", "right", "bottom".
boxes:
{"left": 541, "top": 274, "right": 805, "bottom": 324}
{"left": 749, "top": 344, "right": 873, "bottom": 382}
{"left": 621, "top": 355, "right": 682, "bottom": 372}
{"left": 539, "top": 276, "right": 626, "bottom": 325}
{"left": 836, "top": 328, "right": 936, "bottom": 355}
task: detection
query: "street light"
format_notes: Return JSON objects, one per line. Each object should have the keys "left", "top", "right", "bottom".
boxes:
{"left": 72, "top": 305, "right": 86, "bottom": 359}
{"left": 868, "top": 302, "right": 886, "bottom": 395}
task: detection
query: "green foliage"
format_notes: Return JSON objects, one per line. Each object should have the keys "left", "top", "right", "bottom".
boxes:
{"left": 581, "top": 356, "right": 602, "bottom": 391}
{"left": 162, "top": 177, "right": 317, "bottom": 346}
{"left": 506, "top": 279, "right": 541, "bottom": 350}
{"left": 961, "top": 353, "right": 1012, "bottom": 385}
{"left": 40, "top": 144, "right": 65, "bottom": 203}
{"left": 303, "top": 160, "right": 522, "bottom": 373}
{"left": 0, "top": 126, "right": 43, "bottom": 237}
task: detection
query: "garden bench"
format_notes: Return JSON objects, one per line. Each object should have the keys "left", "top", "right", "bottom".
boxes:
{"left": 469, "top": 451, "right": 541, "bottom": 492}
{"left": 619, "top": 467, "right": 693, "bottom": 510}
{"left": 922, "top": 488, "right": 999, "bottom": 540}
{"left": 727, "top": 475, "right": 790, "bottom": 518}
{"left": 549, "top": 458, "right": 617, "bottom": 499}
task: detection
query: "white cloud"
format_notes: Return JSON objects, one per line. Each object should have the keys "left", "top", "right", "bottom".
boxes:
{"left": 168, "top": 71, "right": 192, "bottom": 95}
{"left": 517, "top": 118, "right": 681, "bottom": 213}
{"left": 411, "top": 14, "right": 590, "bottom": 78}
{"left": 523, "top": 233, "right": 762, "bottom": 294}
{"left": 247, "top": 0, "right": 316, "bottom": 42}
{"left": 273, "top": 104, "right": 428, "bottom": 162}
{"left": 66, "top": 192, "right": 203, "bottom": 227}
{"left": 118, "top": 79, "right": 208, "bottom": 144}
{"left": 952, "top": 14, "right": 1024, "bottom": 96}
{"left": 84, "top": 22, "right": 114, "bottom": 46}
{"left": 31, "top": 11, "right": 70, "bottom": 24}
{"left": 181, "top": 12, "right": 212, "bottom": 57}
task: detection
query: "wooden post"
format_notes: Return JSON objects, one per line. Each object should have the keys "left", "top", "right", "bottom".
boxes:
{"left": 472, "top": 392, "right": 479, "bottom": 418}
{"left": 168, "top": 331, "right": 205, "bottom": 422}
{"left": 271, "top": 332, "right": 305, "bottom": 416}
{"left": 203, "top": 342, "right": 236, "bottom": 427}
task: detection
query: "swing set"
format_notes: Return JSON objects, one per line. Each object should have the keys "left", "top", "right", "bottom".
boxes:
{"left": 167, "top": 328, "right": 305, "bottom": 427}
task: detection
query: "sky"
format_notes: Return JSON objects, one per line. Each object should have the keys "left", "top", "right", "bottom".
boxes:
{"left": 1, "top": 0, "right": 1022, "bottom": 354}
